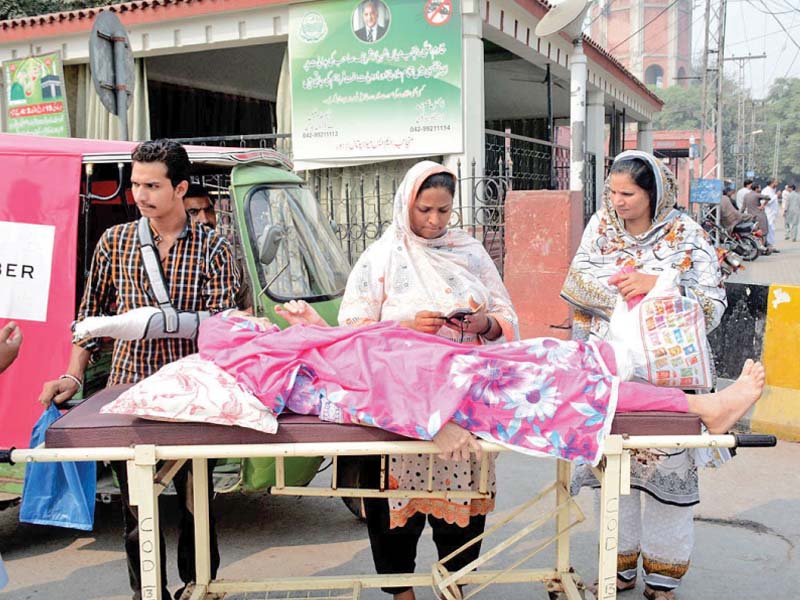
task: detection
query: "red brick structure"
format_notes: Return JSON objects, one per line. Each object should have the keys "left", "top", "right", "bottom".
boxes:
{"left": 589, "top": 0, "right": 693, "bottom": 89}
{"left": 504, "top": 190, "right": 585, "bottom": 340}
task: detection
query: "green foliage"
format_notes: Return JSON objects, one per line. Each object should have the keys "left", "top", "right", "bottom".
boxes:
{"left": 751, "top": 78, "right": 800, "bottom": 184}
{"left": 0, "top": 0, "right": 114, "bottom": 20}
{"left": 650, "top": 84, "right": 704, "bottom": 131}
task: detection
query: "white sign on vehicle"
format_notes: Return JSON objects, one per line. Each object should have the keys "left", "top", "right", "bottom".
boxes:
{"left": 0, "top": 221, "right": 56, "bottom": 322}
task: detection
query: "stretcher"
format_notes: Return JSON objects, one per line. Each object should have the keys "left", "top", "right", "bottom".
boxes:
{"left": 3, "top": 386, "right": 776, "bottom": 600}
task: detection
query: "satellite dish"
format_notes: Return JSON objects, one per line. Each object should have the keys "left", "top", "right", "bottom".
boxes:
{"left": 535, "top": 0, "right": 592, "bottom": 41}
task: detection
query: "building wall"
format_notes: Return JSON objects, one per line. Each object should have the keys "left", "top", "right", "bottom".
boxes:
{"left": 591, "top": 0, "right": 693, "bottom": 89}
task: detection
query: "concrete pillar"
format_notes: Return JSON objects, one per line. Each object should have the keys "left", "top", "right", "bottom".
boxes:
{"left": 446, "top": 4, "right": 484, "bottom": 187}
{"left": 504, "top": 190, "right": 584, "bottom": 339}
{"left": 637, "top": 121, "right": 654, "bottom": 153}
{"left": 569, "top": 41, "right": 588, "bottom": 192}
{"left": 586, "top": 89, "right": 606, "bottom": 213}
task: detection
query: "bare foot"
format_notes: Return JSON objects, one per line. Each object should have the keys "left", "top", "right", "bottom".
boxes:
{"left": 687, "top": 359, "right": 765, "bottom": 433}
{"left": 394, "top": 590, "right": 416, "bottom": 600}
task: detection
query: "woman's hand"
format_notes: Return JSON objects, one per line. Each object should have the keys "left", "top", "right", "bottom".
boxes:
{"left": 454, "top": 305, "right": 491, "bottom": 335}
{"left": 432, "top": 422, "right": 482, "bottom": 462}
{"left": 610, "top": 271, "right": 658, "bottom": 301}
{"left": 402, "top": 310, "right": 445, "bottom": 334}
{"left": 275, "top": 300, "right": 328, "bottom": 327}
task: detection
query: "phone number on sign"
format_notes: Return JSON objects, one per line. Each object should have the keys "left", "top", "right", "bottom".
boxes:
{"left": 302, "top": 130, "right": 339, "bottom": 138}
{"left": 409, "top": 124, "right": 451, "bottom": 133}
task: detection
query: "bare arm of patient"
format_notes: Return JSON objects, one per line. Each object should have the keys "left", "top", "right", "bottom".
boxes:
{"left": 433, "top": 422, "right": 483, "bottom": 461}
{"left": 274, "top": 300, "right": 328, "bottom": 326}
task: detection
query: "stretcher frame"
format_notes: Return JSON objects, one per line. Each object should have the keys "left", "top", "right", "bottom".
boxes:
{"left": 9, "top": 432, "right": 746, "bottom": 600}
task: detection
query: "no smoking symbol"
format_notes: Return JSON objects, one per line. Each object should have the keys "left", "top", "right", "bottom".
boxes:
{"left": 425, "top": 0, "right": 453, "bottom": 25}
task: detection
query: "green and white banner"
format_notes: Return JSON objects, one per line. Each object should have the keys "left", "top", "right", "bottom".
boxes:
{"left": 3, "top": 51, "right": 70, "bottom": 137}
{"left": 289, "top": 0, "right": 463, "bottom": 162}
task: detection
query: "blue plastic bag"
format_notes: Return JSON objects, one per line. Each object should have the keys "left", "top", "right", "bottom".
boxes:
{"left": 0, "top": 551, "right": 8, "bottom": 590}
{"left": 19, "top": 404, "right": 96, "bottom": 530}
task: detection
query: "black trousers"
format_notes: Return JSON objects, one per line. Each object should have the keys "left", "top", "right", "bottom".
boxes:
{"left": 112, "top": 459, "right": 220, "bottom": 599}
{"left": 361, "top": 456, "right": 487, "bottom": 595}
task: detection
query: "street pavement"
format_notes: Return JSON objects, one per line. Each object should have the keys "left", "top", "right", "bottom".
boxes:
{"left": 1, "top": 439, "right": 798, "bottom": 599}
{"left": 728, "top": 216, "right": 800, "bottom": 287}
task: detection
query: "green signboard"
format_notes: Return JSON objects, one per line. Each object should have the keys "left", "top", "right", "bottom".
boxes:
{"left": 3, "top": 51, "right": 70, "bottom": 137}
{"left": 289, "top": 0, "right": 463, "bottom": 162}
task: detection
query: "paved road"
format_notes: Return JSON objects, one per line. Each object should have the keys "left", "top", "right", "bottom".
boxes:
{"left": 2, "top": 439, "right": 797, "bottom": 599}
{"left": 728, "top": 216, "right": 800, "bottom": 287}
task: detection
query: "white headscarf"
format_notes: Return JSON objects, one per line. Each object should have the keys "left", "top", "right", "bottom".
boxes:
{"left": 338, "top": 160, "right": 518, "bottom": 342}
{"left": 561, "top": 150, "right": 726, "bottom": 339}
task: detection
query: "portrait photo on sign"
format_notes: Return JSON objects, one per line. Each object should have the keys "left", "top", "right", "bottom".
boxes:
{"left": 352, "top": 0, "right": 390, "bottom": 43}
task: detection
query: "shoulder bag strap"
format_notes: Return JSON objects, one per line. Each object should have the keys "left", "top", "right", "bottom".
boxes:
{"left": 138, "top": 218, "right": 180, "bottom": 333}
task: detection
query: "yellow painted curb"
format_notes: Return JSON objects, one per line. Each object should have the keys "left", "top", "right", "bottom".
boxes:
{"left": 762, "top": 285, "right": 800, "bottom": 389}
{"left": 751, "top": 385, "right": 800, "bottom": 442}
{"left": 750, "top": 285, "right": 800, "bottom": 441}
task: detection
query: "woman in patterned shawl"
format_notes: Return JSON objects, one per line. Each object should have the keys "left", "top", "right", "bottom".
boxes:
{"left": 562, "top": 150, "right": 727, "bottom": 600}
{"left": 337, "top": 160, "right": 518, "bottom": 600}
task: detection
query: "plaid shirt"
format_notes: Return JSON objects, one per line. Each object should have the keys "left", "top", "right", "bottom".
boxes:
{"left": 76, "top": 219, "right": 240, "bottom": 385}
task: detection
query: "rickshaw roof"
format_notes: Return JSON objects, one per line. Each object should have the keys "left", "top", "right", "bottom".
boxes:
{"left": 0, "top": 133, "right": 293, "bottom": 170}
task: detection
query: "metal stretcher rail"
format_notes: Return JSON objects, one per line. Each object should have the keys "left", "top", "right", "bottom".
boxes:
{"left": 2, "top": 431, "right": 776, "bottom": 600}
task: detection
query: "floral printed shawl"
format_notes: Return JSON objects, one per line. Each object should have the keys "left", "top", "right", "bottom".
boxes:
{"left": 198, "top": 311, "right": 620, "bottom": 467}
{"left": 337, "top": 160, "right": 518, "bottom": 343}
{"left": 561, "top": 150, "right": 726, "bottom": 340}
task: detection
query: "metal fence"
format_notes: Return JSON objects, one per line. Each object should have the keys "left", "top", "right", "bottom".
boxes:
{"left": 175, "top": 131, "right": 607, "bottom": 277}
{"left": 306, "top": 159, "right": 509, "bottom": 276}
{"left": 484, "top": 129, "right": 570, "bottom": 191}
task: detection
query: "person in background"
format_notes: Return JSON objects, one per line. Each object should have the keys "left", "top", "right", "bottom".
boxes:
{"left": 735, "top": 179, "right": 752, "bottom": 211}
{"left": 183, "top": 183, "right": 217, "bottom": 228}
{"left": 783, "top": 183, "right": 800, "bottom": 242}
{"left": 37, "top": 139, "right": 239, "bottom": 600}
{"left": 338, "top": 161, "right": 518, "bottom": 600}
{"left": 720, "top": 187, "right": 745, "bottom": 233}
{"left": 562, "top": 150, "right": 727, "bottom": 600}
{"left": 762, "top": 178, "right": 780, "bottom": 253}
{"left": 742, "top": 183, "right": 770, "bottom": 250}
{"left": 184, "top": 182, "right": 250, "bottom": 309}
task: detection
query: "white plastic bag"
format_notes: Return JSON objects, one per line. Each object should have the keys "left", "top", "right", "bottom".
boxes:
{"left": 608, "top": 269, "right": 713, "bottom": 389}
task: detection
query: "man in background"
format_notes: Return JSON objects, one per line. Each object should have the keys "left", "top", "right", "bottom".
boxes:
{"left": 784, "top": 184, "right": 800, "bottom": 242}
{"left": 762, "top": 178, "right": 780, "bottom": 253}
{"left": 183, "top": 183, "right": 217, "bottom": 228}
{"left": 735, "top": 179, "right": 752, "bottom": 211}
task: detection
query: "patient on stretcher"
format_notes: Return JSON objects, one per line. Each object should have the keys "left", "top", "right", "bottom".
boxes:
{"left": 98, "top": 302, "right": 764, "bottom": 466}
{"left": 208, "top": 303, "right": 763, "bottom": 463}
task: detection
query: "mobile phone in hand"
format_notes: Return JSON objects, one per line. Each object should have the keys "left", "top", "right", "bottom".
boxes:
{"left": 444, "top": 308, "right": 475, "bottom": 324}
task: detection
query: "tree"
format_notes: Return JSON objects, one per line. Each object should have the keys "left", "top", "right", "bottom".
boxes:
{"left": 751, "top": 78, "right": 800, "bottom": 184}
{"left": 648, "top": 79, "right": 743, "bottom": 180}
{"left": 0, "top": 0, "right": 113, "bottom": 20}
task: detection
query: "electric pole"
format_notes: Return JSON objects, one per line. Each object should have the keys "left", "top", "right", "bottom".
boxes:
{"left": 696, "top": 0, "right": 727, "bottom": 229}
{"left": 726, "top": 54, "right": 766, "bottom": 185}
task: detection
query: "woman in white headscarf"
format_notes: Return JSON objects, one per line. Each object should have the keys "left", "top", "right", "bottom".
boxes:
{"left": 338, "top": 160, "right": 519, "bottom": 600}
{"left": 562, "top": 151, "right": 727, "bottom": 600}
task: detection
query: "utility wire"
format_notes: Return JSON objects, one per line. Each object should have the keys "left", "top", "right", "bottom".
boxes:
{"left": 608, "top": 0, "right": 682, "bottom": 53}
{"left": 750, "top": 0, "right": 800, "bottom": 48}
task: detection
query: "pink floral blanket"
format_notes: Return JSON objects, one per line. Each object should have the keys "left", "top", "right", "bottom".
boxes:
{"left": 198, "top": 312, "right": 620, "bottom": 465}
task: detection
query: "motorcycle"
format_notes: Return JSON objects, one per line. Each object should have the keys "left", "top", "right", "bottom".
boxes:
{"left": 702, "top": 216, "right": 759, "bottom": 262}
